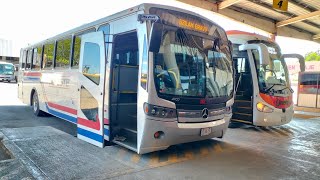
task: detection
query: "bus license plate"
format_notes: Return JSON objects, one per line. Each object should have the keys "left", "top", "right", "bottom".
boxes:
{"left": 200, "top": 128, "right": 212, "bottom": 136}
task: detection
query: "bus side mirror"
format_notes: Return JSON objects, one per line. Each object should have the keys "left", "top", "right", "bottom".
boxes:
{"left": 239, "top": 43, "right": 270, "bottom": 65}
{"left": 281, "top": 54, "right": 305, "bottom": 72}
{"left": 149, "top": 23, "right": 163, "bottom": 53}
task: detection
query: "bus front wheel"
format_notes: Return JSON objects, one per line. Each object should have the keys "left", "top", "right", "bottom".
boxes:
{"left": 32, "top": 91, "right": 45, "bottom": 116}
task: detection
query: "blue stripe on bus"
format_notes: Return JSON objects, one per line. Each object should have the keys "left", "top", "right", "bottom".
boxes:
{"left": 46, "top": 104, "right": 77, "bottom": 124}
{"left": 104, "top": 128, "right": 110, "bottom": 136}
{"left": 78, "top": 127, "right": 104, "bottom": 143}
{"left": 24, "top": 77, "right": 40, "bottom": 81}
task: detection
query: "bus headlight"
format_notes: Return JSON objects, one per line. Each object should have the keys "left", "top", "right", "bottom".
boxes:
{"left": 144, "top": 103, "right": 177, "bottom": 118}
{"left": 256, "top": 102, "right": 273, "bottom": 113}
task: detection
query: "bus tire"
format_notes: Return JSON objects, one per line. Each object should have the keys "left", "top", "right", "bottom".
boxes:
{"left": 32, "top": 91, "right": 45, "bottom": 116}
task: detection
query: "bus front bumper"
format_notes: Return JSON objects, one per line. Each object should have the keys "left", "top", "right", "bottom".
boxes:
{"left": 138, "top": 113, "right": 231, "bottom": 154}
{"left": 0, "top": 75, "right": 15, "bottom": 81}
{"left": 253, "top": 105, "right": 294, "bottom": 126}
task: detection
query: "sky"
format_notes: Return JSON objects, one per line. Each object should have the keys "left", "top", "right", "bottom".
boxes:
{"left": 0, "top": 0, "right": 319, "bottom": 57}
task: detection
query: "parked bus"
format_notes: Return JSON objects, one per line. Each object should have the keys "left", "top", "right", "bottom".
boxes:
{"left": 18, "top": 4, "right": 234, "bottom": 154}
{"left": 0, "top": 61, "right": 15, "bottom": 82}
{"left": 227, "top": 30, "right": 294, "bottom": 126}
{"left": 297, "top": 71, "right": 320, "bottom": 108}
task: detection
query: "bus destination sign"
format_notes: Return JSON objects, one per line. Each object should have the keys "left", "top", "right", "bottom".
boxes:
{"left": 178, "top": 19, "right": 209, "bottom": 33}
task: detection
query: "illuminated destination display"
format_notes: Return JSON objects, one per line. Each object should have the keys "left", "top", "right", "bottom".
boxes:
{"left": 178, "top": 19, "right": 209, "bottom": 33}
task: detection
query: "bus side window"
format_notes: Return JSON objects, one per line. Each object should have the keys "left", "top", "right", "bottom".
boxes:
{"left": 43, "top": 43, "right": 55, "bottom": 69}
{"left": 32, "top": 47, "right": 41, "bottom": 71}
{"left": 21, "top": 50, "right": 27, "bottom": 69}
{"left": 26, "top": 49, "right": 33, "bottom": 70}
{"left": 72, "top": 28, "right": 96, "bottom": 69}
{"left": 72, "top": 36, "right": 81, "bottom": 69}
{"left": 56, "top": 37, "right": 72, "bottom": 69}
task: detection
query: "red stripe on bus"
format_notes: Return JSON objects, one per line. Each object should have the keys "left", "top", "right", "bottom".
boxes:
{"left": 24, "top": 72, "right": 42, "bottom": 77}
{"left": 47, "top": 102, "right": 77, "bottom": 115}
{"left": 104, "top": 118, "right": 109, "bottom": 124}
{"left": 77, "top": 117, "right": 101, "bottom": 131}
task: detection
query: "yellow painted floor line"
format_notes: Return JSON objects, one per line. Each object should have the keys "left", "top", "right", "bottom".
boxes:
{"left": 213, "top": 144, "right": 223, "bottom": 153}
{"left": 168, "top": 153, "right": 179, "bottom": 163}
{"left": 131, "top": 153, "right": 140, "bottom": 164}
{"left": 148, "top": 153, "right": 159, "bottom": 167}
{"left": 184, "top": 150, "right": 194, "bottom": 159}
{"left": 200, "top": 147, "right": 209, "bottom": 156}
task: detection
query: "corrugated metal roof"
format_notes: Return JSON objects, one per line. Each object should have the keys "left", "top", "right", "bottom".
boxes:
{"left": 181, "top": 0, "right": 320, "bottom": 42}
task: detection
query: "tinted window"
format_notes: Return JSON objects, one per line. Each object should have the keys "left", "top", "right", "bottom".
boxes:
{"left": 43, "top": 43, "right": 55, "bottom": 69}
{"left": 26, "top": 50, "right": 32, "bottom": 69}
{"left": 22, "top": 50, "right": 27, "bottom": 69}
{"left": 72, "top": 28, "right": 95, "bottom": 69}
{"left": 82, "top": 42, "right": 100, "bottom": 85}
{"left": 114, "top": 32, "right": 138, "bottom": 66}
{"left": 72, "top": 36, "right": 81, "bottom": 68}
{"left": 32, "top": 47, "right": 41, "bottom": 70}
{"left": 56, "top": 38, "right": 71, "bottom": 68}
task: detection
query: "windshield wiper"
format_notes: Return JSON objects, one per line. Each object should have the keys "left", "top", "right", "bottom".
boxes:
{"left": 279, "top": 86, "right": 294, "bottom": 93}
{"left": 265, "top": 83, "right": 284, "bottom": 93}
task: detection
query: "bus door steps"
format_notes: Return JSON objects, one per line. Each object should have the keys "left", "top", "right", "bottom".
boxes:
{"left": 232, "top": 112, "right": 253, "bottom": 122}
{"left": 234, "top": 99, "right": 252, "bottom": 107}
{"left": 112, "top": 128, "right": 137, "bottom": 152}
{"left": 232, "top": 106, "right": 253, "bottom": 114}
{"left": 230, "top": 118, "right": 253, "bottom": 125}
{"left": 236, "top": 91, "right": 245, "bottom": 96}
{"left": 235, "top": 95, "right": 251, "bottom": 101}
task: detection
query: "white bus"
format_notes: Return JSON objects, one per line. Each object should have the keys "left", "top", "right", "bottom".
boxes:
{"left": 0, "top": 61, "right": 15, "bottom": 82}
{"left": 227, "top": 30, "right": 294, "bottom": 126}
{"left": 18, "top": 3, "right": 234, "bottom": 154}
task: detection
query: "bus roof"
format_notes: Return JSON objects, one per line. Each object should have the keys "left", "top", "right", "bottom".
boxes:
{"left": 0, "top": 61, "right": 14, "bottom": 65}
{"left": 227, "top": 30, "right": 272, "bottom": 45}
{"left": 23, "top": 3, "right": 224, "bottom": 50}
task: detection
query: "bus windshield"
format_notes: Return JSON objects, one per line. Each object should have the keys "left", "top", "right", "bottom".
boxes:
{"left": 252, "top": 46, "right": 290, "bottom": 94}
{"left": 153, "top": 29, "right": 233, "bottom": 98}
{"left": 0, "top": 64, "right": 14, "bottom": 75}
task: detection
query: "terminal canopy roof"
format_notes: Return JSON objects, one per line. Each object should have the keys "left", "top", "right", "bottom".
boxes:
{"left": 177, "top": 0, "right": 320, "bottom": 43}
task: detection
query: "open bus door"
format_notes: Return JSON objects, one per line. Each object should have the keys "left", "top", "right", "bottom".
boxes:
{"left": 77, "top": 31, "right": 106, "bottom": 147}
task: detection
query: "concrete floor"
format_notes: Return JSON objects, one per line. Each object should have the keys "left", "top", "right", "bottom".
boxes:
{"left": 0, "top": 83, "right": 319, "bottom": 179}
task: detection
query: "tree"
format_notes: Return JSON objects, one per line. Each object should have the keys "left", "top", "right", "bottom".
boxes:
{"left": 305, "top": 50, "right": 320, "bottom": 61}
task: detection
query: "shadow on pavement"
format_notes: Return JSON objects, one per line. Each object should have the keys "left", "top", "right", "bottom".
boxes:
{"left": 0, "top": 105, "right": 76, "bottom": 136}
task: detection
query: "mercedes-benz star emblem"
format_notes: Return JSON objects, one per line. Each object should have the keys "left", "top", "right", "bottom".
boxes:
{"left": 202, "top": 108, "right": 209, "bottom": 119}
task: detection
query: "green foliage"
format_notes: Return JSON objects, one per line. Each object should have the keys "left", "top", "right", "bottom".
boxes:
{"left": 305, "top": 50, "right": 320, "bottom": 61}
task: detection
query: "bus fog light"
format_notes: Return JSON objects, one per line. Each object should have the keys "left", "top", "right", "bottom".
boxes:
{"left": 154, "top": 131, "right": 164, "bottom": 139}
{"left": 257, "top": 102, "right": 273, "bottom": 113}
